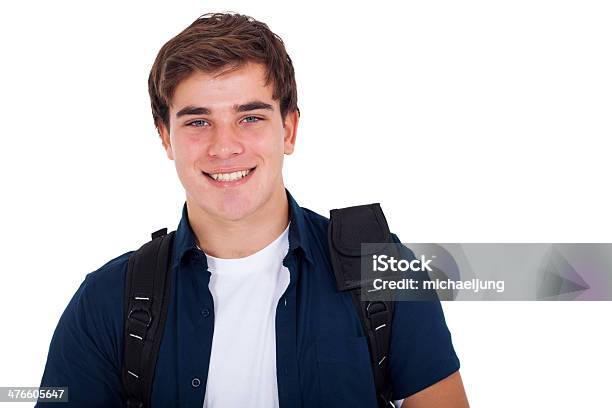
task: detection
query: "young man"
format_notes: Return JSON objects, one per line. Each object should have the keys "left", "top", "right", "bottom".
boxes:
{"left": 38, "top": 13, "right": 469, "bottom": 408}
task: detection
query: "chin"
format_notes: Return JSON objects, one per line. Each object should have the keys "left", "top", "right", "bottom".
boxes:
{"left": 204, "top": 195, "right": 259, "bottom": 222}
{"left": 213, "top": 204, "right": 250, "bottom": 221}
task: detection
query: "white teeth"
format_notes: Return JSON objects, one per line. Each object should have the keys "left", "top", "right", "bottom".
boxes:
{"left": 210, "top": 169, "right": 251, "bottom": 181}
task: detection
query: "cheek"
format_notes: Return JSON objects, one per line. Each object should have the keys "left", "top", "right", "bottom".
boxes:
{"left": 171, "top": 141, "right": 207, "bottom": 183}
{"left": 172, "top": 134, "right": 204, "bottom": 163}
{"left": 252, "top": 129, "right": 286, "bottom": 159}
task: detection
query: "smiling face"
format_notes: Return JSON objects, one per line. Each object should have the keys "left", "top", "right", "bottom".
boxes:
{"left": 158, "top": 61, "right": 298, "bottom": 223}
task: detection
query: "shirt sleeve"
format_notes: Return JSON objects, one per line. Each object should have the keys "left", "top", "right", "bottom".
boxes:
{"left": 387, "top": 233, "right": 461, "bottom": 400}
{"left": 36, "top": 272, "right": 125, "bottom": 407}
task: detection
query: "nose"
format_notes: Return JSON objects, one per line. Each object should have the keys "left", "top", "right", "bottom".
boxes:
{"left": 207, "top": 125, "right": 244, "bottom": 159}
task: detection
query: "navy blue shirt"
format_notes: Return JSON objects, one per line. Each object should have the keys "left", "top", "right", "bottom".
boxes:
{"left": 38, "top": 190, "right": 459, "bottom": 407}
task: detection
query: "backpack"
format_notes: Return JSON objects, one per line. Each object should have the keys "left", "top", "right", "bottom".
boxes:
{"left": 122, "top": 203, "right": 396, "bottom": 408}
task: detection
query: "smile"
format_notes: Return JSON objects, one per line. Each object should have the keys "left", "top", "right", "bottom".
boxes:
{"left": 202, "top": 167, "right": 256, "bottom": 185}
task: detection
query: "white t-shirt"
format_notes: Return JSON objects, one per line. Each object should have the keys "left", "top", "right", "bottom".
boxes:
{"left": 202, "top": 223, "right": 291, "bottom": 408}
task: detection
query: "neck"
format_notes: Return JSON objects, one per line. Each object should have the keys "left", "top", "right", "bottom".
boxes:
{"left": 186, "top": 185, "right": 290, "bottom": 259}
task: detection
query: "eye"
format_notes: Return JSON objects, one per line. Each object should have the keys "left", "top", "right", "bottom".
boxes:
{"left": 241, "top": 116, "right": 263, "bottom": 124}
{"left": 186, "top": 119, "right": 209, "bottom": 128}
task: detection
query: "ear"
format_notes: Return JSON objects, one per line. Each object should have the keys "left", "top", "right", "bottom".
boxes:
{"left": 283, "top": 109, "right": 299, "bottom": 155}
{"left": 158, "top": 121, "right": 174, "bottom": 160}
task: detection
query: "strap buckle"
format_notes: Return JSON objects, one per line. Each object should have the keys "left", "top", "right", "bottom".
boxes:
{"left": 127, "top": 307, "right": 152, "bottom": 328}
{"left": 365, "top": 301, "right": 388, "bottom": 318}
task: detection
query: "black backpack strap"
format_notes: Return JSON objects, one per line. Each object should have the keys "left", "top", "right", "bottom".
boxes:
{"left": 122, "top": 227, "right": 175, "bottom": 408}
{"left": 328, "top": 203, "right": 396, "bottom": 408}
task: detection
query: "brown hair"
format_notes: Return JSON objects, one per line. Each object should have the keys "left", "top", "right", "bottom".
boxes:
{"left": 148, "top": 12, "right": 299, "bottom": 132}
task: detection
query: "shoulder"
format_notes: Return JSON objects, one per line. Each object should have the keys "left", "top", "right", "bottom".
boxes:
{"left": 83, "top": 250, "right": 134, "bottom": 294}
{"left": 65, "top": 251, "right": 134, "bottom": 368}
{"left": 298, "top": 206, "right": 331, "bottom": 257}
{"left": 71, "top": 250, "right": 135, "bottom": 365}
{"left": 75, "top": 250, "right": 135, "bottom": 322}
{"left": 78, "top": 249, "right": 135, "bottom": 334}
{"left": 297, "top": 205, "right": 330, "bottom": 242}
{"left": 301, "top": 206, "right": 330, "bottom": 229}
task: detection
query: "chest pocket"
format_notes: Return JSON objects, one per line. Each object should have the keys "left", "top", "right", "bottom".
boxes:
{"left": 315, "top": 335, "right": 379, "bottom": 407}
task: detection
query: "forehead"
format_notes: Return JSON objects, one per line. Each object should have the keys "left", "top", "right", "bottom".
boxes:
{"left": 170, "top": 62, "right": 276, "bottom": 111}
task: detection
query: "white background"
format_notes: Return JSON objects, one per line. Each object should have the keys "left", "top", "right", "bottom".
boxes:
{"left": 1, "top": 0, "right": 611, "bottom": 406}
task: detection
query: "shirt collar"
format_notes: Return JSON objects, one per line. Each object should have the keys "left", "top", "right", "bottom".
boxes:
{"left": 172, "top": 188, "right": 314, "bottom": 268}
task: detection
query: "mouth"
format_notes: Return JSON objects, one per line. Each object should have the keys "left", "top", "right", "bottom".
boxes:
{"left": 202, "top": 166, "right": 256, "bottom": 186}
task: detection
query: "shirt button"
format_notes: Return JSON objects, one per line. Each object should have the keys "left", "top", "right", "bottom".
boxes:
{"left": 201, "top": 308, "right": 210, "bottom": 318}
{"left": 192, "top": 377, "right": 201, "bottom": 388}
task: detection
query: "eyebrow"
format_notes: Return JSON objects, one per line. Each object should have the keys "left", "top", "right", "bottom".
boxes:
{"left": 175, "top": 100, "right": 274, "bottom": 118}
